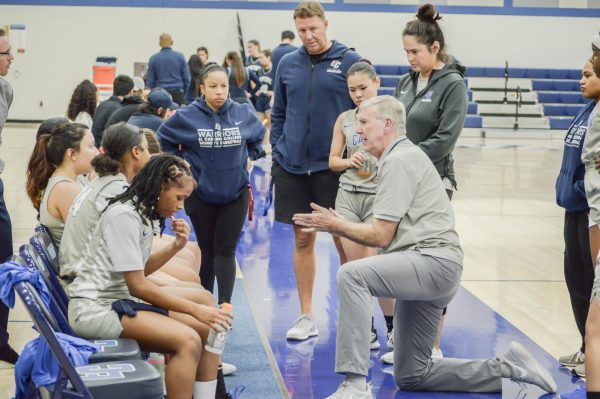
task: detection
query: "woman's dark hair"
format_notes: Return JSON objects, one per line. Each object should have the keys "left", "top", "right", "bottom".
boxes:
{"left": 200, "top": 63, "right": 227, "bottom": 85}
{"left": 403, "top": 3, "right": 447, "bottom": 63}
{"left": 93, "top": 122, "right": 144, "bottom": 177}
{"left": 223, "top": 51, "right": 246, "bottom": 88}
{"left": 107, "top": 154, "right": 195, "bottom": 229}
{"left": 347, "top": 61, "right": 377, "bottom": 81}
{"left": 35, "top": 117, "right": 70, "bottom": 140}
{"left": 188, "top": 54, "right": 204, "bottom": 98}
{"left": 67, "top": 80, "right": 98, "bottom": 120}
{"left": 26, "top": 123, "right": 88, "bottom": 211}
{"left": 143, "top": 128, "right": 161, "bottom": 154}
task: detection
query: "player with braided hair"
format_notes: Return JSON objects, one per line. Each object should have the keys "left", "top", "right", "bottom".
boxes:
{"left": 69, "top": 154, "right": 234, "bottom": 399}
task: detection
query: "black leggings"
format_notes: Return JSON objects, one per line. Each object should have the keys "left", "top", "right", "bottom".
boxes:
{"left": 185, "top": 190, "right": 249, "bottom": 304}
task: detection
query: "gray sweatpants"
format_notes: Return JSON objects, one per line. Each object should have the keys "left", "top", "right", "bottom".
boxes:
{"left": 336, "top": 250, "right": 503, "bottom": 392}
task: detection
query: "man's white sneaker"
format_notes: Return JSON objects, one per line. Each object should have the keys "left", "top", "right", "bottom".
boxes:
{"left": 501, "top": 341, "right": 557, "bottom": 393}
{"left": 386, "top": 331, "right": 394, "bottom": 349}
{"left": 559, "top": 350, "right": 585, "bottom": 367}
{"left": 431, "top": 348, "right": 443, "bottom": 359}
{"left": 326, "top": 382, "right": 373, "bottom": 399}
{"left": 222, "top": 362, "right": 237, "bottom": 376}
{"left": 286, "top": 314, "right": 318, "bottom": 341}
{"left": 370, "top": 329, "right": 380, "bottom": 350}
{"left": 381, "top": 351, "right": 394, "bottom": 364}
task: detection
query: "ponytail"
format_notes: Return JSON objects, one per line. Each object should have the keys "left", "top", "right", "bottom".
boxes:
{"left": 26, "top": 122, "right": 87, "bottom": 211}
{"left": 26, "top": 135, "right": 55, "bottom": 211}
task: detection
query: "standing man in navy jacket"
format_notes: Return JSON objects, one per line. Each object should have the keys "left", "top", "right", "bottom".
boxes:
{"left": 147, "top": 33, "right": 190, "bottom": 106}
{"left": 270, "top": 0, "right": 361, "bottom": 341}
{"left": 555, "top": 60, "right": 600, "bottom": 377}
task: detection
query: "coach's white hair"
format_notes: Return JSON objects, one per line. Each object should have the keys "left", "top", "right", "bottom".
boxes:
{"left": 358, "top": 95, "right": 406, "bottom": 136}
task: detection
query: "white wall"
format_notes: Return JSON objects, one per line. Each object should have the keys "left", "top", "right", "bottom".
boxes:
{"left": 0, "top": 4, "right": 597, "bottom": 120}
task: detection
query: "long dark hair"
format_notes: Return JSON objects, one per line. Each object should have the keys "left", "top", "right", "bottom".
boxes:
{"left": 92, "top": 122, "right": 145, "bottom": 177}
{"left": 223, "top": 51, "right": 245, "bottom": 88}
{"left": 106, "top": 154, "right": 195, "bottom": 229}
{"left": 26, "top": 123, "right": 88, "bottom": 211}
{"left": 67, "top": 80, "right": 97, "bottom": 120}
{"left": 403, "top": 3, "right": 448, "bottom": 63}
{"left": 188, "top": 54, "right": 203, "bottom": 98}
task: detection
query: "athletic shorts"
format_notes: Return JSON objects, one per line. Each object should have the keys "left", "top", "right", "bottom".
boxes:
{"left": 335, "top": 188, "right": 375, "bottom": 224}
{"left": 255, "top": 96, "right": 271, "bottom": 113}
{"left": 69, "top": 298, "right": 124, "bottom": 339}
{"left": 271, "top": 161, "right": 340, "bottom": 225}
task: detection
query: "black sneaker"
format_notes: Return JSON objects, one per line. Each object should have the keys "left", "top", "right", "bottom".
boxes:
{"left": 0, "top": 344, "right": 19, "bottom": 366}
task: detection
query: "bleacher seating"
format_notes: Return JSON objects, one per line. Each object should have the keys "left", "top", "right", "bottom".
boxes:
{"left": 375, "top": 64, "right": 585, "bottom": 130}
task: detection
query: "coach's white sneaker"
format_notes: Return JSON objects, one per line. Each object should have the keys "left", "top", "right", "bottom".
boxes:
{"left": 326, "top": 382, "right": 373, "bottom": 399}
{"left": 286, "top": 314, "right": 318, "bottom": 341}
{"left": 500, "top": 341, "right": 557, "bottom": 393}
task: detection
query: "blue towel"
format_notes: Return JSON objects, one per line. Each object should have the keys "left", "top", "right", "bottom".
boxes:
{"left": 0, "top": 261, "right": 51, "bottom": 309}
{"left": 15, "top": 333, "right": 99, "bottom": 398}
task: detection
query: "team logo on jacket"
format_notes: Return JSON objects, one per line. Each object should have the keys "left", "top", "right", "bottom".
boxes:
{"left": 565, "top": 124, "right": 587, "bottom": 148}
{"left": 327, "top": 60, "right": 342, "bottom": 74}
{"left": 197, "top": 125, "right": 242, "bottom": 148}
{"left": 421, "top": 90, "right": 434, "bottom": 102}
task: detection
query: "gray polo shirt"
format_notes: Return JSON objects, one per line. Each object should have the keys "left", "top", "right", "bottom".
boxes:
{"left": 373, "top": 136, "right": 463, "bottom": 265}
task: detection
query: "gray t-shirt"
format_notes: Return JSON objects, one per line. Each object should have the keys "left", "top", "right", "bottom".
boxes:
{"left": 373, "top": 136, "right": 463, "bottom": 265}
{"left": 68, "top": 201, "right": 154, "bottom": 302}
{"left": 60, "top": 174, "right": 128, "bottom": 280}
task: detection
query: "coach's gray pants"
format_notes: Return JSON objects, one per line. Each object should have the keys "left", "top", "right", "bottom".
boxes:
{"left": 335, "top": 250, "right": 503, "bottom": 393}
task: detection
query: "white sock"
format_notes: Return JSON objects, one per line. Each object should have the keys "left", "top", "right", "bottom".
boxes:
{"left": 193, "top": 380, "right": 217, "bottom": 398}
{"left": 345, "top": 373, "right": 367, "bottom": 391}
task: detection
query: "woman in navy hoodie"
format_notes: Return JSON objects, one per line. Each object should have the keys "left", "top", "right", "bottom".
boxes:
{"left": 158, "top": 64, "right": 266, "bottom": 305}
{"left": 556, "top": 60, "right": 600, "bottom": 378}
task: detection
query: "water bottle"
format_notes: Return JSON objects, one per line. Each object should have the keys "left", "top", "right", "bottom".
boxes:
{"left": 205, "top": 303, "right": 233, "bottom": 355}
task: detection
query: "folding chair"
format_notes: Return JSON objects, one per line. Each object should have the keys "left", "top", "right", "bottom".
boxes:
{"left": 18, "top": 243, "right": 142, "bottom": 364}
{"left": 15, "top": 281, "right": 163, "bottom": 399}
